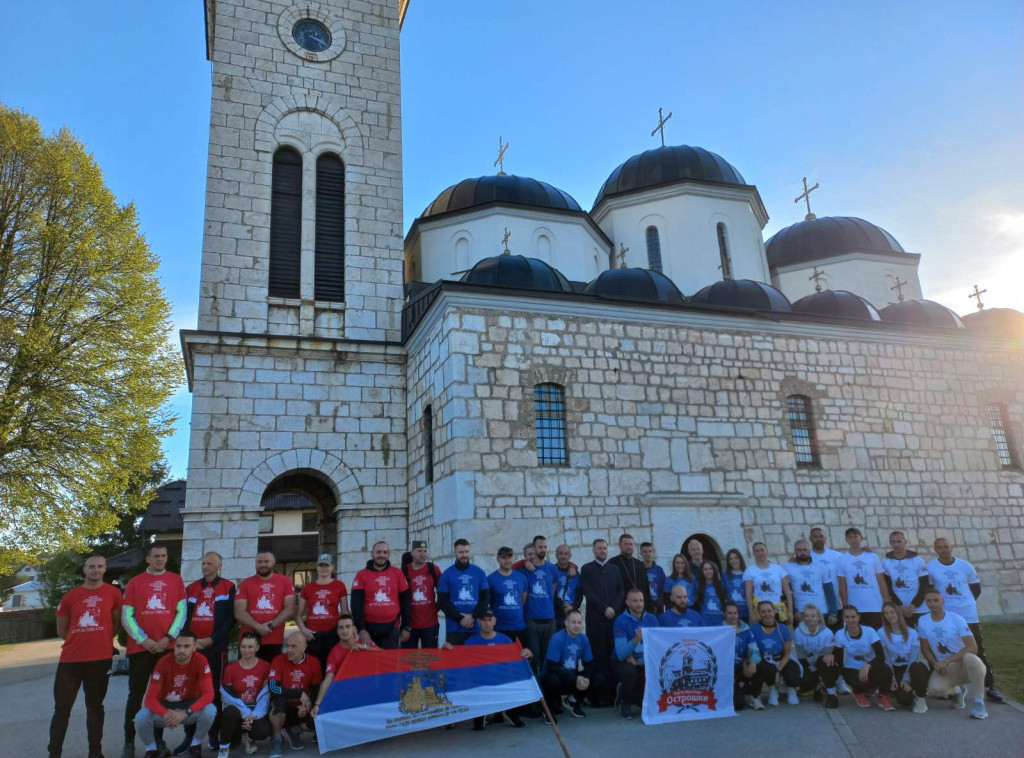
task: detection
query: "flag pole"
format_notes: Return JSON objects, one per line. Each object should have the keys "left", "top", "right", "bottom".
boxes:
{"left": 537, "top": 697, "right": 572, "bottom": 757}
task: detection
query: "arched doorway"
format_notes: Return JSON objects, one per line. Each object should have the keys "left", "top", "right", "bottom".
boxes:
{"left": 680, "top": 533, "right": 724, "bottom": 570}
{"left": 259, "top": 470, "right": 338, "bottom": 588}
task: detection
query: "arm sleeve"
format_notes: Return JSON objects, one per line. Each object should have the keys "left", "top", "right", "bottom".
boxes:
{"left": 251, "top": 685, "right": 271, "bottom": 719}
{"left": 473, "top": 587, "right": 491, "bottom": 618}
{"left": 212, "top": 585, "right": 236, "bottom": 646}
{"left": 168, "top": 598, "right": 187, "bottom": 638}
{"left": 747, "top": 640, "right": 761, "bottom": 664}
{"left": 123, "top": 604, "right": 148, "bottom": 645}
{"left": 833, "top": 647, "right": 845, "bottom": 668}
{"left": 580, "top": 568, "right": 607, "bottom": 615}
{"left": 969, "top": 582, "right": 982, "bottom": 600}
{"left": 193, "top": 670, "right": 215, "bottom": 711}
{"left": 611, "top": 571, "right": 625, "bottom": 613}
{"left": 869, "top": 640, "right": 884, "bottom": 664}
{"left": 220, "top": 685, "right": 252, "bottom": 718}
{"left": 910, "top": 575, "right": 931, "bottom": 607}
{"left": 883, "top": 573, "right": 898, "bottom": 604}
{"left": 350, "top": 589, "right": 366, "bottom": 631}
{"left": 398, "top": 588, "right": 412, "bottom": 628}
{"left": 824, "top": 582, "right": 838, "bottom": 616}
{"left": 437, "top": 592, "right": 462, "bottom": 620}
{"left": 144, "top": 671, "right": 166, "bottom": 715}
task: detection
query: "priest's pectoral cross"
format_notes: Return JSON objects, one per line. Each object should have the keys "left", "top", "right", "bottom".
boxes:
{"left": 617, "top": 243, "right": 629, "bottom": 269}
{"left": 968, "top": 284, "right": 987, "bottom": 310}
{"left": 795, "top": 177, "right": 819, "bottom": 221}
{"left": 891, "top": 276, "right": 907, "bottom": 302}
{"left": 494, "top": 136, "right": 510, "bottom": 175}
{"left": 651, "top": 107, "right": 672, "bottom": 147}
{"left": 809, "top": 267, "right": 826, "bottom": 292}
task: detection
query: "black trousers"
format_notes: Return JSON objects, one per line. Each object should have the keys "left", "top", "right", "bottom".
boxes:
{"left": 257, "top": 644, "right": 282, "bottom": 663}
{"left": 526, "top": 619, "right": 555, "bottom": 673}
{"left": 541, "top": 665, "right": 599, "bottom": 707}
{"left": 751, "top": 660, "right": 801, "bottom": 695}
{"left": 732, "top": 663, "right": 754, "bottom": 710}
{"left": 968, "top": 622, "right": 995, "bottom": 687}
{"left": 307, "top": 630, "right": 339, "bottom": 673}
{"left": 124, "top": 651, "right": 165, "bottom": 743}
{"left": 611, "top": 660, "right": 645, "bottom": 705}
{"left": 891, "top": 662, "right": 930, "bottom": 704}
{"left": 365, "top": 621, "right": 400, "bottom": 649}
{"left": 48, "top": 658, "right": 111, "bottom": 758}
{"left": 798, "top": 656, "right": 839, "bottom": 690}
{"left": 401, "top": 625, "right": 439, "bottom": 649}
{"left": 586, "top": 614, "right": 616, "bottom": 704}
{"left": 840, "top": 660, "right": 892, "bottom": 694}
{"left": 271, "top": 700, "right": 314, "bottom": 730}
{"left": 219, "top": 706, "right": 271, "bottom": 746}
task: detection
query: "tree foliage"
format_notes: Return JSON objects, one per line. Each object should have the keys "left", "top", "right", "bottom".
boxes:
{"left": 0, "top": 105, "right": 181, "bottom": 571}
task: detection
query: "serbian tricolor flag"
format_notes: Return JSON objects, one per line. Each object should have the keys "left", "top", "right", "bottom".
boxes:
{"left": 314, "top": 643, "right": 541, "bottom": 752}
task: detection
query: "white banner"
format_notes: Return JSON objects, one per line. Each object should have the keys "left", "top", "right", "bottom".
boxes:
{"left": 641, "top": 626, "right": 736, "bottom": 724}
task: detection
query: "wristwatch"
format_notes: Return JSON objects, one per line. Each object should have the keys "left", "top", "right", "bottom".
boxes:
{"left": 267, "top": 621, "right": 274, "bottom": 630}
{"left": 186, "top": 707, "right": 194, "bottom": 717}
{"left": 164, "top": 634, "right": 174, "bottom": 643}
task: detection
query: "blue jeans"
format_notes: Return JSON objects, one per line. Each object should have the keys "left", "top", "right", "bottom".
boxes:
{"left": 135, "top": 704, "right": 216, "bottom": 748}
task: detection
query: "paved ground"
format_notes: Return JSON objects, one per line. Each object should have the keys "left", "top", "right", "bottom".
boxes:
{"left": 7, "top": 639, "right": 1023, "bottom": 758}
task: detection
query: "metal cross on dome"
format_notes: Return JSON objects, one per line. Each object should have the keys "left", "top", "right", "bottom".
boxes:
{"left": 617, "top": 243, "right": 629, "bottom": 269}
{"left": 502, "top": 227, "right": 511, "bottom": 255}
{"left": 494, "top": 136, "right": 510, "bottom": 175}
{"left": 809, "top": 267, "right": 826, "bottom": 292}
{"left": 795, "top": 177, "right": 819, "bottom": 221}
{"left": 651, "top": 107, "right": 673, "bottom": 147}
{"left": 969, "top": 283, "right": 987, "bottom": 310}
{"left": 891, "top": 276, "right": 908, "bottom": 302}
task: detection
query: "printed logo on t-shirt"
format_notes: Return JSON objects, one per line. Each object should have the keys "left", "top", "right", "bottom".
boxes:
{"left": 499, "top": 580, "right": 519, "bottom": 608}
{"left": 531, "top": 578, "right": 548, "bottom": 597}
{"left": 457, "top": 575, "right": 475, "bottom": 602}
{"left": 255, "top": 582, "right": 278, "bottom": 611}
{"left": 74, "top": 594, "right": 104, "bottom": 632}
{"left": 167, "top": 673, "right": 189, "bottom": 701}
{"left": 411, "top": 576, "right": 430, "bottom": 604}
{"left": 370, "top": 575, "right": 392, "bottom": 605}
{"left": 564, "top": 642, "right": 580, "bottom": 668}
{"left": 77, "top": 610, "right": 99, "bottom": 629}
{"left": 759, "top": 580, "right": 772, "bottom": 593}
{"left": 195, "top": 601, "right": 213, "bottom": 618}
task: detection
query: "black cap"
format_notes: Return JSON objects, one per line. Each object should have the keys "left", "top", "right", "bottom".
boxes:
{"left": 497, "top": 546, "right": 514, "bottom": 557}
{"left": 411, "top": 540, "right": 427, "bottom": 550}
{"left": 475, "top": 607, "right": 496, "bottom": 619}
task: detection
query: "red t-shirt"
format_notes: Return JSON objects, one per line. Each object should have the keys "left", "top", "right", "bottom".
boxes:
{"left": 325, "top": 640, "right": 377, "bottom": 676}
{"left": 299, "top": 579, "right": 348, "bottom": 633}
{"left": 352, "top": 566, "right": 408, "bottom": 625}
{"left": 221, "top": 658, "right": 271, "bottom": 705}
{"left": 123, "top": 571, "right": 187, "bottom": 655}
{"left": 269, "top": 653, "right": 322, "bottom": 705}
{"left": 144, "top": 653, "right": 214, "bottom": 716}
{"left": 237, "top": 573, "right": 295, "bottom": 644}
{"left": 56, "top": 583, "right": 123, "bottom": 663}
{"left": 405, "top": 564, "right": 441, "bottom": 629}
{"left": 186, "top": 577, "right": 236, "bottom": 639}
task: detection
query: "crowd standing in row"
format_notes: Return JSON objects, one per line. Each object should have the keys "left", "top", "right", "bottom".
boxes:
{"left": 47, "top": 529, "right": 1005, "bottom": 758}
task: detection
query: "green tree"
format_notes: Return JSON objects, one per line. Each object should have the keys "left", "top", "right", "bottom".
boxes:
{"left": 38, "top": 551, "right": 84, "bottom": 609}
{"left": 0, "top": 105, "right": 181, "bottom": 572}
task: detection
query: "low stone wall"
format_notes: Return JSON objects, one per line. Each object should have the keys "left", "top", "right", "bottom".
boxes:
{"left": 0, "top": 609, "right": 52, "bottom": 644}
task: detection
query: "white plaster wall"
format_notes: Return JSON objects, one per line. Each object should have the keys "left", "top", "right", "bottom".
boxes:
{"left": 773, "top": 254, "right": 923, "bottom": 308}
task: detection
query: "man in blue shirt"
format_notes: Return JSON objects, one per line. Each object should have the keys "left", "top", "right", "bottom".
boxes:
{"left": 658, "top": 585, "right": 705, "bottom": 627}
{"left": 612, "top": 588, "right": 659, "bottom": 719}
{"left": 438, "top": 539, "right": 489, "bottom": 646}
{"left": 553, "top": 545, "right": 581, "bottom": 630}
{"left": 541, "top": 610, "right": 595, "bottom": 722}
{"left": 641, "top": 542, "right": 666, "bottom": 615}
{"left": 487, "top": 546, "right": 528, "bottom": 646}
{"left": 520, "top": 535, "right": 558, "bottom": 672}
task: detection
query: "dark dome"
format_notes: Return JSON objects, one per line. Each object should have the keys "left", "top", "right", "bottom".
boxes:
{"left": 961, "top": 308, "right": 1024, "bottom": 336}
{"left": 689, "top": 279, "right": 792, "bottom": 312}
{"left": 766, "top": 216, "right": 906, "bottom": 268}
{"left": 793, "top": 290, "right": 881, "bottom": 321}
{"left": 421, "top": 175, "right": 582, "bottom": 219}
{"left": 594, "top": 145, "right": 746, "bottom": 208}
{"left": 880, "top": 300, "right": 964, "bottom": 329}
{"left": 460, "top": 254, "right": 571, "bottom": 292}
{"left": 582, "top": 268, "right": 685, "bottom": 302}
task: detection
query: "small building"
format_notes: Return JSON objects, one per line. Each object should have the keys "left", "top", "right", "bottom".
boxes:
{"left": 3, "top": 567, "right": 44, "bottom": 611}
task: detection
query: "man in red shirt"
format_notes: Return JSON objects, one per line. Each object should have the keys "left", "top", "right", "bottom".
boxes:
{"left": 401, "top": 540, "right": 442, "bottom": 649}
{"left": 48, "top": 554, "right": 122, "bottom": 758}
{"left": 234, "top": 551, "right": 296, "bottom": 662}
{"left": 350, "top": 541, "right": 411, "bottom": 649}
{"left": 268, "top": 631, "right": 322, "bottom": 757}
{"left": 133, "top": 630, "right": 216, "bottom": 758}
{"left": 121, "top": 542, "right": 187, "bottom": 758}
{"left": 311, "top": 614, "right": 377, "bottom": 720}
{"left": 296, "top": 553, "right": 348, "bottom": 672}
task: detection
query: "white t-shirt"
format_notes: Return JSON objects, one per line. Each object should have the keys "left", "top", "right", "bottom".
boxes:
{"left": 810, "top": 548, "right": 843, "bottom": 584}
{"left": 785, "top": 560, "right": 830, "bottom": 612}
{"left": 837, "top": 551, "right": 885, "bottom": 614}
{"left": 878, "top": 628, "right": 920, "bottom": 669}
{"left": 834, "top": 625, "right": 880, "bottom": 671}
{"left": 743, "top": 563, "right": 788, "bottom": 603}
{"left": 918, "top": 611, "right": 973, "bottom": 662}
{"left": 882, "top": 554, "right": 928, "bottom": 614}
{"left": 794, "top": 625, "right": 835, "bottom": 661}
{"left": 925, "top": 558, "right": 980, "bottom": 623}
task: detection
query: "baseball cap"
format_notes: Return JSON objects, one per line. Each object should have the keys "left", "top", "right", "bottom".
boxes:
{"left": 497, "top": 546, "right": 514, "bottom": 557}
{"left": 475, "top": 607, "right": 496, "bottom": 618}
{"left": 317, "top": 553, "right": 332, "bottom": 565}
{"left": 411, "top": 540, "right": 427, "bottom": 550}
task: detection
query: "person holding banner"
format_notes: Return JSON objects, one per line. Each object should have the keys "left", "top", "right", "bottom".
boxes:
{"left": 613, "top": 588, "right": 659, "bottom": 719}
{"left": 542, "top": 609, "right": 596, "bottom": 722}
{"left": 793, "top": 603, "right": 840, "bottom": 708}
{"left": 458, "top": 608, "right": 531, "bottom": 730}
{"left": 724, "top": 600, "right": 763, "bottom": 711}
{"left": 311, "top": 616, "right": 377, "bottom": 722}
{"left": 438, "top": 539, "right": 490, "bottom": 646}
{"left": 268, "top": 631, "right": 322, "bottom": 757}
{"left": 724, "top": 549, "right": 750, "bottom": 622}
{"left": 750, "top": 601, "right": 802, "bottom": 706}
{"left": 658, "top": 585, "right": 704, "bottom": 628}
{"left": 217, "top": 632, "right": 271, "bottom": 757}
{"left": 695, "top": 561, "right": 727, "bottom": 626}
{"left": 834, "top": 605, "right": 893, "bottom": 710}
{"left": 744, "top": 543, "right": 794, "bottom": 628}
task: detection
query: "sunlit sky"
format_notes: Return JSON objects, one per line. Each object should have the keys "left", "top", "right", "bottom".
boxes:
{"left": 1, "top": 1, "right": 1022, "bottom": 479}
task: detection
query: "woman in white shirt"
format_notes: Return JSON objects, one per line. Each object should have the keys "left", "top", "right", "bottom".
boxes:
{"left": 834, "top": 605, "right": 893, "bottom": 710}
{"left": 879, "top": 601, "right": 929, "bottom": 713}
{"left": 793, "top": 603, "right": 840, "bottom": 708}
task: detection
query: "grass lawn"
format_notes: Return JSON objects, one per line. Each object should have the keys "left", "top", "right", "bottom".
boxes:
{"left": 983, "top": 622, "right": 1024, "bottom": 703}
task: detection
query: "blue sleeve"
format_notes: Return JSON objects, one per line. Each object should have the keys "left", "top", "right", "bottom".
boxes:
{"left": 824, "top": 582, "right": 838, "bottom": 616}
{"left": 780, "top": 624, "right": 792, "bottom": 643}
{"left": 438, "top": 569, "right": 450, "bottom": 593}
{"left": 614, "top": 636, "right": 634, "bottom": 661}
{"left": 546, "top": 633, "right": 564, "bottom": 663}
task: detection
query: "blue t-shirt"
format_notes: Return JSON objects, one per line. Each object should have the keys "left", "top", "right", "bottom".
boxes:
{"left": 545, "top": 629, "right": 593, "bottom": 671}
{"left": 724, "top": 571, "right": 748, "bottom": 619}
{"left": 487, "top": 570, "right": 527, "bottom": 632}
{"left": 733, "top": 625, "right": 760, "bottom": 666}
{"left": 663, "top": 576, "right": 697, "bottom": 603}
{"left": 465, "top": 631, "right": 513, "bottom": 646}
{"left": 555, "top": 567, "right": 580, "bottom": 612}
{"left": 613, "top": 610, "right": 659, "bottom": 661}
{"left": 439, "top": 563, "right": 488, "bottom": 634}
{"left": 645, "top": 564, "right": 666, "bottom": 601}
{"left": 521, "top": 562, "right": 557, "bottom": 621}
{"left": 699, "top": 585, "right": 724, "bottom": 626}
{"left": 658, "top": 608, "right": 705, "bottom": 628}
{"left": 750, "top": 623, "right": 792, "bottom": 664}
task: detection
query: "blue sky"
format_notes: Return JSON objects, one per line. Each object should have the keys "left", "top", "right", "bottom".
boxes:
{"left": 2, "top": 1, "right": 1022, "bottom": 479}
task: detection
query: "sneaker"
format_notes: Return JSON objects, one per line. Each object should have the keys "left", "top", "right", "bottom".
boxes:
{"left": 767, "top": 686, "right": 779, "bottom": 706}
{"left": 284, "top": 726, "right": 303, "bottom": 751}
{"left": 986, "top": 686, "right": 1005, "bottom": 703}
{"left": 878, "top": 695, "right": 896, "bottom": 712}
{"left": 217, "top": 750, "right": 230, "bottom": 758}
{"left": 172, "top": 737, "right": 191, "bottom": 757}
{"left": 543, "top": 710, "right": 558, "bottom": 725}
{"left": 613, "top": 682, "right": 623, "bottom": 707}
{"left": 787, "top": 688, "right": 800, "bottom": 705}
{"left": 854, "top": 693, "right": 871, "bottom": 708}
{"left": 620, "top": 700, "right": 633, "bottom": 719}
{"left": 208, "top": 734, "right": 219, "bottom": 752}
{"left": 502, "top": 711, "right": 525, "bottom": 728}
{"left": 568, "top": 699, "right": 586, "bottom": 718}
{"left": 836, "top": 678, "right": 852, "bottom": 695}
{"left": 913, "top": 695, "right": 928, "bottom": 714}
{"left": 825, "top": 693, "right": 840, "bottom": 709}
{"left": 745, "top": 694, "right": 764, "bottom": 711}
{"left": 952, "top": 685, "right": 967, "bottom": 710}
{"left": 970, "top": 700, "right": 989, "bottom": 720}
{"left": 244, "top": 735, "right": 258, "bottom": 755}
{"left": 269, "top": 738, "right": 284, "bottom": 758}
{"left": 157, "top": 740, "right": 171, "bottom": 758}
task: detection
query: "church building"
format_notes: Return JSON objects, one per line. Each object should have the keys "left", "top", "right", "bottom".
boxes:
{"left": 180, "top": 0, "right": 1024, "bottom": 616}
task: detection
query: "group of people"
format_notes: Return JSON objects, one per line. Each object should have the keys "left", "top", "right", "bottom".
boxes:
{"left": 47, "top": 529, "right": 1005, "bottom": 758}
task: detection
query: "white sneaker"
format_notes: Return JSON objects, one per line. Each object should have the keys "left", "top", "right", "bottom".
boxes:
{"left": 217, "top": 750, "right": 230, "bottom": 758}
{"left": 913, "top": 695, "right": 928, "bottom": 714}
{"left": 970, "top": 699, "right": 988, "bottom": 720}
{"left": 836, "top": 678, "right": 852, "bottom": 695}
{"left": 243, "top": 734, "right": 258, "bottom": 755}
{"left": 745, "top": 694, "right": 765, "bottom": 710}
{"left": 767, "top": 686, "right": 779, "bottom": 706}
{"left": 952, "top": 685, "right": 966, "bottom": 710}
{"left": 787, "top": 687, "right": 800, "bottom": 705}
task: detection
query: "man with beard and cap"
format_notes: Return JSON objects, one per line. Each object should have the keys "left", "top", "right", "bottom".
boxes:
{"left": 438, "top": 539, "right": 490, "bottom": 645}
{"left": 487, "top": 546, "right": 528, "bottom": 646}
{"left": 400, "top": 540, "right": 442, "bottom": 649}
{"left": 580, "top": 538, "right": 623, "bottom": 707}
{"left": 785, "top": 539, "right": 838, "bottom": 627}
{"left": 350, "top": 541, "right": 412, "bottom": 649}
{"left": 609, "top": 534, "right": 653, "bottom": 613}
{"left": 235, "top": 551, "right": 296, "bottom": 663}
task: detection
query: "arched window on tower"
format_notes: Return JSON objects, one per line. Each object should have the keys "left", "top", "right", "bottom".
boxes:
{"left": 423, "top": 405, "right": 435, "bottom": 484}
{"left": 717, "top": 222, "right": 732, "bottom": 280}
{"left": 645, "top": 226, "right": 663, "bottom": 273}
{"left": 314, "top": 153, "right": 345, "bottom": 301}
{"left": 988, "top": 403, "right": 1020, "bottom": 469}
{"left": 269, "top": 147, "right": 302, "bottom": 298}
{"left": 534, "top": 383, "right": 568, "bottom": 467}
{"left": 786, "top": 394, "right": 820, "bottom": 468}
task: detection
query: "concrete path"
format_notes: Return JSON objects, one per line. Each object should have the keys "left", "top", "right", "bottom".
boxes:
{"left": 7, "top": 639, "right": 1022, "bottom": 757}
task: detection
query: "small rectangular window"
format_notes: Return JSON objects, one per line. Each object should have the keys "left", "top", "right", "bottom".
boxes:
{"left": 292, "top": 570, "right": 315, "bottom": 590}
{"left": 423, "top": 405, "right": 435, "bottom": 484}
{"left": 535, "top": 383, "right": 569, "bottom": 467}
{"left": 989, "top": 403, "right": 1019, "bottom": 469}
{"left": 787, "top": 394, "right": 820, "bottom": 468}
{"left": 301, "top": 512, "right": 318, "bottom": 533}
{"left": 11, "top": 595, "right": 24, "bottom": 608}
{"left": 258, "top": 513, "right": 274, "bottom": 534}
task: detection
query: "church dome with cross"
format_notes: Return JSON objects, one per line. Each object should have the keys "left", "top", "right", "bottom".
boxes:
{"left": 765, "top": 216, "right": 907, "bottom": 269}
{"left": 419, "top": 174, "right": 583, "bottom": 219}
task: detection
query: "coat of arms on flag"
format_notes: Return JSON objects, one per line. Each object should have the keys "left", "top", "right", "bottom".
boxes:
{"left": 641, "top": 627, "right": 735, "bottom": 725}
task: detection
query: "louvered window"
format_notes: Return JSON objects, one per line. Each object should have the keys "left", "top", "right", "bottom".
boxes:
{"left": 269, "top": 147, "right": 302, "bottom": 298}
{"left": 989, "top": 403, "right": 1019, "bottom": 469}
{"left": 717, "top": 222, "right": 733, "bottom": 279}
{"left": 314, "top": 153, "right": 345, "bottom": 301}
{"left": 645, "top": 226, "right": 663, "bottom": 273}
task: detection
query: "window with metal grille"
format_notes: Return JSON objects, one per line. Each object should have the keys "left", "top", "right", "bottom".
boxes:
{"left": 989, "top": 403, "right": 1019, "bottom": 469}
{"left": 314, "top": 153, "right": 345, "bottom": 301}
{"left": 301, "top": 512, "right": 318, "bottom": 532}
{"left": 535, "top": 383, "right": 569, "bottom": 466}
{"left": 269, "top": 147, "right": 302, "bottom": 298}
{"left": 787, "top": 395, "right": 820, "bottom": 467}
{"left": 423, "top": 405, "right": 435, "bottom": 484}
{"left": 645, "top": 226, "right": 663, "bottom": 273}
{"left": 717, "top": 222, "right": 732, "bottom": 279}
